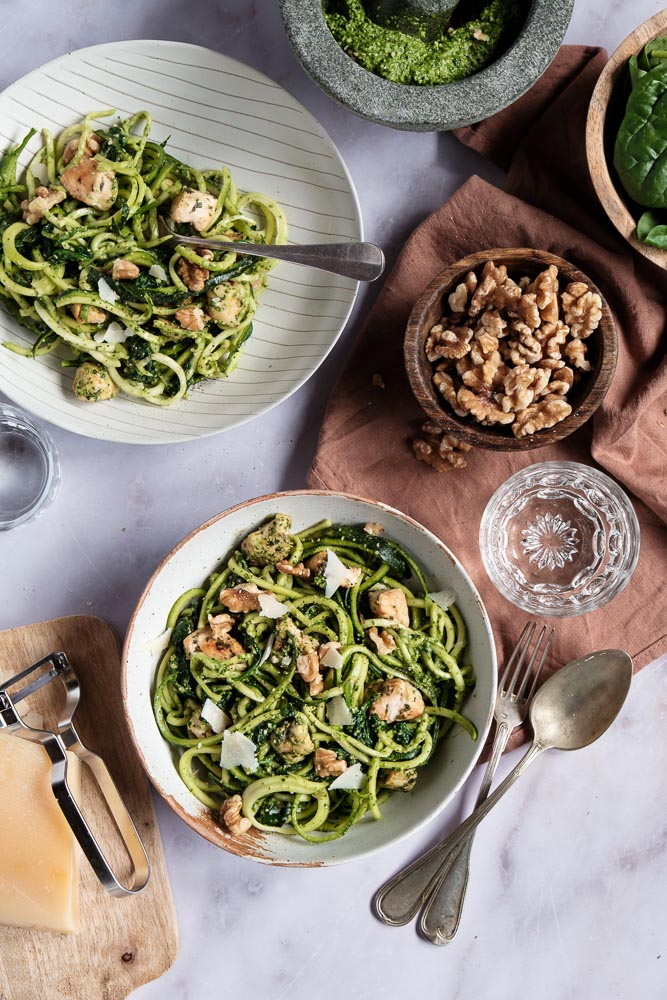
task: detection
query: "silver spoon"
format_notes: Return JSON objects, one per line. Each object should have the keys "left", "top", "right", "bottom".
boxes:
{"left": 373, "top": 649, "right": 633, "bottom": 940}
{"left": 158, "top": 216, "right": 385, "bottom": 282}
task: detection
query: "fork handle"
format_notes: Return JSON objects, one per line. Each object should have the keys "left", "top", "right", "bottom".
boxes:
{"left": 417, "top": 721, "right": 511, "bottom": 944}
{"left": 373, "top": 738, "right": 544, "bottom": 926}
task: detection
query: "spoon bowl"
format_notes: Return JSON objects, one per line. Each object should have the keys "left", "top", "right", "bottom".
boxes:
{"left": 530, "top": 649, "right": 633, "bottom": 751}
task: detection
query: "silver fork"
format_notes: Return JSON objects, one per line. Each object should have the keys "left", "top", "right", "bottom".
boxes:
{"left": 373, "top": 622, "right": 554, "bottom": 934}
{"left": 158, "top": 215, "right": 385, "bottom": 282}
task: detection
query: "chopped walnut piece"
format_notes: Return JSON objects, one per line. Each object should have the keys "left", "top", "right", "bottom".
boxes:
{"left": 549, "top": 366, "right": 575, "bottom": 394}
{"left": 529, "top": 265, "right": 559, "bottom": 324}
{"left": 412, "top": 425, "right": 472, "bottom": 472}
{"left": 512, "top": 395, "right": 572, "bottom": 438}
{"left": 296, "top": 650, "right": 323, "bottom": 696}
{"left": 457, "top": 387, "right": 515, "bottom": 425}
{"left": 473, "top": 28, "right": 490, "bottom": 40}
{"left": 364, "top": 522, "right": 384, "bottom": 535}
{"left": 208, "top": 613, "right": 236, "bottom": 639}
{"left": 21, "top": 186, "right": 66, "bottom": 224}
{"left": 561, "top": 282, "right": 602, "bottom": 339}
{"left": 175, "top": 306, "right": 207, "bottom": 331}
{"left": 507, "top": 324, "right": 542, "bottom": 365}
{"left": 515, "top": 292, "right": 541, "bottom": 331}
{"left": 276, "top": 560, "right": 310, "bottom": 579}
{"left": 537, "top": 357, "right": 565, "bottom": 371}
{"left": 494, "top": 275, "right": 522, "bottom": 313}
{"left": 433, "top": 368, "right": 467, "bottom": 416}
{"left": 220, "top": 795, "right": 251, "bottom": 836}
{"left": 564, "top": 338, "right": 591, "bottom": 371}
{"left": 502, "top": 364, "right": 539, "bottom": 412}
{"left": 469, "top": 261, "right": 508, "bottom": 316}
{"left": 111, "top": 258, "right": 140, "bottom": 281}
{"left": 219, "top": 584, "right": 261, "bottom": 613}
{"left": 177, "top": 248, "right": 214, "bottom": 292}
{"left": 70, "top": 302, "right": 107, "bottom": 325}
{"left": 368, "top": 626, "right": 396, "bottom": 656}
{"left": 426, "top": 324, "right": 473, "bottom": 361}
{"left": 314, "top": 747, "right": 347, "bottom": 778}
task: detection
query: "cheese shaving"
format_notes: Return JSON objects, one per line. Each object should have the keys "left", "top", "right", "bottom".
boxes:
{"left": 220, "top": 731, "right": 258, "bottom": 772}
{"left": 329, "top": 762, "right": 365, "bottom": 790}
{"left": 428, "top": 588, "right": 457, "bottom": 612}
{"left": 258, "top": 631, "right": 275, "bottom": 665}
{"left": 320, "top": 644, "right": 344, "bottom": 670}
{"left": 97, "top": 276, "right": 119, "bottom": 303}
{"left": 94, "top": 321, "right": 131, "bottom": 345}
{"left": 149, "top": 263, "right": 167, "bottom": 283}
{"left": 323, "top": 547, "right": 351, "bottom": 599}
{"left": 325, "top": 695, "right": 353, "bottom": 726}
{"left": 201, "top": 698, "right": 229, "bottom": 734}
{"left": 142, "top": 627, "right": 173, "bottom": 655}
{"left": 257, "top": 592, "right": 290, "bottom": 619}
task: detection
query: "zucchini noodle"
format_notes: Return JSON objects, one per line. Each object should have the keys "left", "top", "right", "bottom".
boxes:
{"left": 153, "top": 514, "right": 476, "bottom": 843}
{"left": 0, "top": 110, "right": 287, "bottom": 405}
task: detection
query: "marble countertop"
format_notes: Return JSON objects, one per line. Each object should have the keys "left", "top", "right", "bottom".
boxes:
{"left": 1, "top": 1, "right": 665, "bottom": 997}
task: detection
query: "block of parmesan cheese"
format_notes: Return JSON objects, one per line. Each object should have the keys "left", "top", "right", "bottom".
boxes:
{"left": 0, "top": 732, "right": 80, "bottom": 933}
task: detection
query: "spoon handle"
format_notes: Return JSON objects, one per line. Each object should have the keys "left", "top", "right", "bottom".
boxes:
{"left": 373, "top": 740, "right": 545, "bottom": 927}
{"left": 167, "top": 231, "right": 385, "bottom": 282}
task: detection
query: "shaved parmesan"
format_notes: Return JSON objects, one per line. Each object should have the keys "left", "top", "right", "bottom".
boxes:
{"left": 258, "top": 631, "right": 275, "bottom": 666}
{"left": 201, "top": 698, "right": 229, "bottom": 734}
{"left": 220, "top": 731, "right": 258, "bottom": 772}
{"left": 94, "top": 321, "right": 130, "bottom": 345}
{"left": 257, "top": 592, "right": 290, "bottom": 619}
{"left": 320, "top": 644, "right": 344, "bottom": 670}
{"left": 29, "top": 163, "right": 49, "bottom": 185}
{"left": 97, "top": 276, "right": 119, "bottom": 304}
{"left": 149, "top": 263, "right": 167, "bottom": 283}
{"left": 326, "top": 695, "right": 353, "bottom": 727}
{"left": 323, "top": 548, "right": 350, "bottom": 599}
{"left": 329, "top": 762, "right": 365, "bottom": 791}
{"left": 142, "top": 627, "right": 173, "bottom": 655}
{"left": 428, "top": 588, "right": 457, "bottom": 612}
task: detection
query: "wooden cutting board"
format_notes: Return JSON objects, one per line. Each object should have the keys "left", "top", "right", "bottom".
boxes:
{"left": 0, "top": 616, "right": 178, "bottom": 1000}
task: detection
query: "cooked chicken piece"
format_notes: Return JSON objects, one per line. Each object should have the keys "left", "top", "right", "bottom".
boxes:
{"left": 61, "top": 158, "right": 117, "bottom": 210}
{"left": 219, "top": 584, "right": 261, "bottom": 613}
{"left": 314, "top": 747, "right": 347, "bottom": 778}
{"left": 62, "top": 132, "right": 102, "bottom": 164}
{"left": 208, "top": 613, "right": 236, "bottom": 639}
{"left": 275, "top": 560, "right": 310, "bottom": 579}
{"left": 20, "top": 186, "right": 66, "bottom": 224}
{"left": 187, "top": 705, "right": 212, "bottom": 740}
{"left": 370, "top": 678, "right": 424, "bottom": 723}
{"left": 270, "top": 713, "right": 314, "bottom": 762}
{"left": 274, "top": 617, "right": 317, "bottom": 657}
{"left": 364, "top": 522, "right": 385, "bottom": 536}
{"left": 183, "top": 625, "right": 245, "bottom": 661}
{"left": 111, "top": 258, "right": 140, "bottom": 281}
{"left": 70, "top": 302, "right": 107, "bottom": 325}
{"left": 368, "top": 627, "right": 396, "bottom": 656}
{"left": 382, "top": 768, "right": 417, "bottom": 791}
{"left": 368, "top": 588, "right": 410, "bottom": 627}
{"left": 175, "top": 306, "right": 208, "bottom": 332}
{"left": 169, "top": 188, "right": 219, "bottom": 232}
{"left": 206, "top": 282, "right": 246, "bottom": 326}
{"left": 177, "top": 249, "right": 214, "bottom": 292}
{"left": 72, "top": 362, "right": 117, "bottom": 402}
{"left": 220, "top": 794, "right": 251, "bottom": 836}
{"left": 241, "top": 514, "right": 294, "bottom": 567}
{"left": 296, "top": 650, "right": 323, "bottom": 696}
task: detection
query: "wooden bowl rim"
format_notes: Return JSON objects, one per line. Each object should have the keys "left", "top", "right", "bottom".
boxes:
{"left": 404, "top": 247, "right": 618, "bottom": 451}
{"left": 586, "top": 8, "right": 667, "bottom": 270}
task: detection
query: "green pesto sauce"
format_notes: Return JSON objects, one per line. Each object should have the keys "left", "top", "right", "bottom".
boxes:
{"left": 324, "top": 0, "right": 521, "bottom": 86}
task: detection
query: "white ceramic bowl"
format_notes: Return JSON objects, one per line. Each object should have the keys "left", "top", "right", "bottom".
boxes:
{"left": 0, "top": 40, "right": 361, "bottom": 444}
{"left": 122, "top": 491, "right": 497, "bottom": 866}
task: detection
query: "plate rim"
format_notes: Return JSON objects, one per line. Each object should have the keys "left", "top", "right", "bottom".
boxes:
{"left": 0, "top": 38, "right": 363, "bottom": 445}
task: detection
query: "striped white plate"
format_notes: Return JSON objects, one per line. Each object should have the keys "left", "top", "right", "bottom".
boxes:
{"left": 0, "top": 40, "right": 362, "bottom": 444}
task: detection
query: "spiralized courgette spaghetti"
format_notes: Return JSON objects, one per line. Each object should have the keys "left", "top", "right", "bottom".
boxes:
{"left": 153, "top": 514, "right": 476, "bottom": 843}
{"left": 0, "top": 109, "right": 286, "bottom": 405}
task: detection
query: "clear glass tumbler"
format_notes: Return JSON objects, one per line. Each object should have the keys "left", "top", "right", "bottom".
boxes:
{"left": 479, "top": 461, "right": 640, "bottom": 617}
{"left": 0, "top": 404, "right": 61, "bottom": 530}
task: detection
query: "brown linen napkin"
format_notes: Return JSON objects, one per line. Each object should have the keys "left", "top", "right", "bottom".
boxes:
{"left": 308, "top": 46, "right": 667, "bottom": 751}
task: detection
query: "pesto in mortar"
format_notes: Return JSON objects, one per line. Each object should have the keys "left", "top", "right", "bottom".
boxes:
{"left": 324, "top": 0, "right": 522, "bottom": 86}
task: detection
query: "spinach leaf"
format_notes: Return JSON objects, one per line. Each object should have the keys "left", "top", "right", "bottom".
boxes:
{"left": 614, "top": 62, "right": 667, "bottom": 208}
{"left": 255, "top": 795, "right": 291, "bottom": 827}
{"left": 636, "top": 209, "right": 667, "bottom": 247}
{"left": 0, "top": 128, "right": 36, "bottom": 190}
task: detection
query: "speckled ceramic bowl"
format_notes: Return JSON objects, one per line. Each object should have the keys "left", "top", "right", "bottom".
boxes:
{"left": 280, "top": 0, "right": 574, "bottom": 131}
{"left": 122, "top": 491, "right": 496, "bottom": 866}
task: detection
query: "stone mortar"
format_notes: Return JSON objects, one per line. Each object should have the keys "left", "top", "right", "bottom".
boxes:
{"left": 279, "top": 0, "right": 575, "bottom": 131}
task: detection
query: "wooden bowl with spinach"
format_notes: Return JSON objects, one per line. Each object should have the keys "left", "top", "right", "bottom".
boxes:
{"left": 587, "top": 9, "right": 667, "bottom": 267}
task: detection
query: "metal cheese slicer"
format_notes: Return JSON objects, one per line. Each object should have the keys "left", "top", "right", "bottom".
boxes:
{"left": 0, "top": 651, "right": 150, "bottom": 897}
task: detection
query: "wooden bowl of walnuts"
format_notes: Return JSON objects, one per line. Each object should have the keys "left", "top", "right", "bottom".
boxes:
{"left": 404, "top": 248, "right": 617, "bottom": 452}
